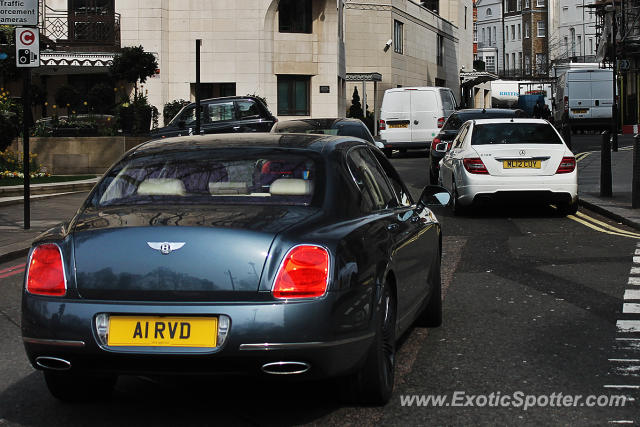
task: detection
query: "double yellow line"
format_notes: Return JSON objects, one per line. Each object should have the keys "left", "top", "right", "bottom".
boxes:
{"left": 574, "top": 146, "right": 633, "bottom": 163}
{"left": 568, "top": 211, "right": 640, "bottom": 239}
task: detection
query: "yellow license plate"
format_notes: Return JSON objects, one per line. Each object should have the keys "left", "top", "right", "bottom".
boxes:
{"left": 107, "top": 316, "right": 217, "bottom": 347}
{"left": 388, "top": 123, "right": 408, "bottom": 128}
{"left": 503, "top": 160, "right": 541, "bottom": 169}
{"left": 572, "top": 109, "right": 588, "bottom": 114}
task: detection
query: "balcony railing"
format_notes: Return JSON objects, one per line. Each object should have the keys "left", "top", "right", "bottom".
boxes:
{"left": 41, "top": 5, "right": 120, "bottom": 51}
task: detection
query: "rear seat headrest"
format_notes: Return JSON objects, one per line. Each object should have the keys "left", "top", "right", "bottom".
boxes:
{"left": 137, "top": 178, "right": 186, "bottom": 196}
{"left": 269, "top": 178, "right": 313, "bottom": 196}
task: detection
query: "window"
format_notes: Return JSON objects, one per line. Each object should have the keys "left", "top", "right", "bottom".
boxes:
{"left": 347, "top": 148, "right": 396, "bottom": 212}
{"left": 535, "top": 53, "right": 546, "bottom": 74}
{"left": 564, "top": 36, "right": 569, "bottom": 56}
{"left": 517, "top": 0, "right": 522, "bottom": 10}
{"left": 512, "top": 52, "right": 516, "bottom": 70}
{"left": 525, "top": 21, "right": 530, "bottom": 38}
{"left": 505, "top": 55, "right": 510, "bottom": 70}
{"left": 536, "top": 0, "right": 545, "bottom": 6}
{"left": 278, "top": 0, "right": 312, "bottom": 33}
{"left": 517, "top": 23, "right": 521, "bottom": 40}
{"left": 493, "top": 27, "right": 497, "bottom": 45}
{"left": 505, "top": 26, "right": 509, "bottom": 41}
{"left": 537, "top": 20, "right": 545, "bottom": 37}
{"left": 471, "top": 123, "right": 562, "bottom": 146}
{"left": 525, "top": 0, "right": 530, "bottom": 8}
{"left": 236, "top": 100, "right": 261, "bottom": 120}
{"left": 518, "top": 52, "right": 522, "bottom": 69}
{"left": 511, "top": 25, "right": 516, "bottom": 40}
{"left": 277, "top": 75, "right": 310, "bottom": 116}
{"left": 589, "top": 38, "right": 593, "bottom": 54}
{"left": 465, "top": 6, "right": 468, "bottom": 29}
{"left": 488, "top": 27, "right": 492, "bottom": 45}
{"left": 486, "top": 7, "right": 492, "bottom": 16}
{"left": 482, "top": 28, "right": 486, "bottom": 44}
{"left": 570, "top": 28, "right": 576, "bottom": 56}
{"left": 577, "top": 35, "right": 582, "bottom": 56}
{"left": 525, "top": 54, "right": 531, "bottom": 74}
{"left": 172, "top": 102, "right": 235, "bottom": 127}
{"left": 437, "top": 34, "right": 444, "bottom": 66}
{"left": 394, "top": 20, "right": 404, "bottom": 54}
{"left": 473, "top": 22, "right": 477, "bottom": 42}
{"left": 485, "top": 56, "right": 496, "bottom": 72}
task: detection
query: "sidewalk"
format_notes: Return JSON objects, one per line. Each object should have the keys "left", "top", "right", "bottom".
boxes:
{"left": 577, "top": 146, "right": 640, "bottom": 229}
{"left": 1, "top": 150, "right": 640, "bottom": 263}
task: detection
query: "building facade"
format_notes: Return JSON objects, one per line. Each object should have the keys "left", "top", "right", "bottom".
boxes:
{"left": 476, "top": 0, "right": 503, "bottom": 73}
{"left": 548, "top": 0, "right": 598, "bottom": 66}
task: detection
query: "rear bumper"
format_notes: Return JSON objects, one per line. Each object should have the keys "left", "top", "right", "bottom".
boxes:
{"left": 379, "top": 140, "right": 430, "bottom": 150}
{"left": 456, "top": 174, "right": 578, "bottom": 206}
{"left": 22, "top": 295, "right": 374, "bottom": 379}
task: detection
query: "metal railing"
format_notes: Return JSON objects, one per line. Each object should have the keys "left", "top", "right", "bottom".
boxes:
{"left": 41, "top": 5, "right": 120, "bottom": 50}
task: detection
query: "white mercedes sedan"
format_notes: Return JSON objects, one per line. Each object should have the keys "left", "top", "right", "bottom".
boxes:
{"left": 438, "top": 118, "right": 578, "bottom": 215}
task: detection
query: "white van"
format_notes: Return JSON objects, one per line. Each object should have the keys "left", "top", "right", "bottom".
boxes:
{"left": 554, "top": 68, "right": 613, "bottom": 131}
{"left": 379, "top": 86, "right": 457, "bottom": 157}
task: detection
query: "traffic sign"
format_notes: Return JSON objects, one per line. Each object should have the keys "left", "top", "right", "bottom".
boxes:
{"left": 0, "top": 0, "right": 38, "bottom": 26}
{"left": 15, "top": 27, "right": 38, "bottom": 68}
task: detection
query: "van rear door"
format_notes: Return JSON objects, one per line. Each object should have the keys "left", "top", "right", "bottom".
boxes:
{"left": 380, "top": 90, "right": 411, "bottom": 143}
{"left": 590, "top": 70, "right": 613, "bottom": 121}
{"left": 568, "top": 71, "right": 592, "bottom": 120}
{"left": 410, "top": 89, "right": 438, "bottom": 143}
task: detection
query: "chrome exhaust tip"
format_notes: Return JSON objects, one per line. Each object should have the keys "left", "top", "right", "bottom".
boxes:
{"left": 35, "top": 356, "right": 71, "bottom": 371}
{"left": 261, "top": 361, "right": 310, "bottom": 375}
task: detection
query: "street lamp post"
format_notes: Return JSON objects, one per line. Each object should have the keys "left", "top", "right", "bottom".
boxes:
{"left": 606, "top": 3, "right": 618, "bottom": 151}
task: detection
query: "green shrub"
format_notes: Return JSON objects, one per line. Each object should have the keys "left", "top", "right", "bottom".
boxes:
{"left": 163, "top": 99, "right": 190, "bottom": 125}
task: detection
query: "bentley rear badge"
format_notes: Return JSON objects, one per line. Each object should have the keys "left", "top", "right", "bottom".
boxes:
{"left": 147, "top": 242, "right": 186, "bottom": 255}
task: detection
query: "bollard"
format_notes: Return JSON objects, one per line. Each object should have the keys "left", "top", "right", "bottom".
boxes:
{"left": 601, "top": 130, "right": 612, "bottom": 197}
{"left": 633, "top": 134, "right": 640, "bottom": 208}
{"left": 612, "top": 129, "right": 619, "bottom": 152}
{"left": 562, "top": 123, "right": 572, "bottom": 150}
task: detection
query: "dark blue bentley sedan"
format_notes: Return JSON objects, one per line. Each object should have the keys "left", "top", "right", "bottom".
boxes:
{"left": 22, "top": 133, "right": 449, "bottom": 405}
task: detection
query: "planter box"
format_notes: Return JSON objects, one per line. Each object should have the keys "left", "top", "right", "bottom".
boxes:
{"left": 10, "top": 136, "right": 149, "bottom": 175}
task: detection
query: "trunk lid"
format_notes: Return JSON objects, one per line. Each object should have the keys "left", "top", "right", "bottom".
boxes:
{"left": 472, "top": 144, "right": 568, "bottom": 177}
{"left": 72, "top": 205, "right": 318, "bottom": 301}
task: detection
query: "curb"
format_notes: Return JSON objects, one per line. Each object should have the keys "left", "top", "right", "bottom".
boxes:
{"left": 578, "top": 198, "right": 640, "bottom": 231}
{"left": 0, "top": 246, "right": 30, "bottom": 264}
{"left": 0, "top": 180, "right": 97, "bottom": 198}
{"left": 0, "top": 191, "right": 87, "bottom": 207}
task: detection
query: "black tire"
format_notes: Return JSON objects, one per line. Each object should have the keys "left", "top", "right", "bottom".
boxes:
{"left": 557, "top": 199, "right": 578, "bottom": 216}
{"left": 451, "top": 181, "right": 467, "bottom": 216}
{"left": 383, "top": 148, "right": 393, "bottom": 158}
{"left": 44, "top": 372, "right": 116, "bottom": 402}
{"left": 428, "top": 161, "right": 439, "bottom": 185}
{"left": 340, "top": 282, "right": 396, "bottom": 405}
{"left": 415, "top": 250, "right": 442, "bottom": 327}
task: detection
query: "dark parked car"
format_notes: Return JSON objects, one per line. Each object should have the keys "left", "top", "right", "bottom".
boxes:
{"left": 271, "top": 117, "right": 384, "bottom": 149}
{"left": 150, "top": 96, "right": 276, "bottom": 139}
{"left": 22, "top": 133, "right": 450, "bottom": 405}
{"left": 428, "top": 108, "right": 525, "bottom": 184}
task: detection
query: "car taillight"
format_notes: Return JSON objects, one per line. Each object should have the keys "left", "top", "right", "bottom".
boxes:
{"left": 431, "top": 137, "right": 441, "bottom": 151}
{"left": 437, "top": 117, "right": 445, "bottom": 128}
{"left": 26, "top": 244, "right": 66, "bottom": 296}
{"left": 556, "top": 156, "right": 576, "bottom": 174}
{"left": 564, "top": 96, "right": 569, "bottom": 112}
{"left": 273, "top": 245, "right": 329, "bottom": 299}
{"left": 463, "top": 157, "right": 489, "bottom": 174}
{"left": 379, "top": 119, "right": 386, "bottom": 131}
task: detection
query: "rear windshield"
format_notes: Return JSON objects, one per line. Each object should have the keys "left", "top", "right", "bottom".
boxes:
{"left": 90, "top": 150, "right": 322, "bottom": 207}
{"left": 443, "top": 111, "right": 522, "bottom": 131}
{"left": 471, "top": 123, "right": 563, "bottom": 145}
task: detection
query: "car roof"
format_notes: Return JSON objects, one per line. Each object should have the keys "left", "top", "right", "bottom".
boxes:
{"left": 186, "top": 96, "right": 262, "bottom": 104}
{"left": 277, "top": 118, "right": 364, "bottom": 127}
{"left": 133, "top": 133, "right": 361, "bottom": 155}
{"left": 472, "top": 118, "right": 550, "bottom": 125}
{"left": 455, "top": 108, "right": 523, "bottom": 115}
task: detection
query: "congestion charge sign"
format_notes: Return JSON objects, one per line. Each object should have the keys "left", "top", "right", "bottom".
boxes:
{"left": 0, "top": 0, "right": 38, "bottom": 26}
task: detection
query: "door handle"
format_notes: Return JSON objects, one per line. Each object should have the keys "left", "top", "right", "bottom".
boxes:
{"left": 233, "top": 126, "right": 241, "bottom": 131}
{"left": 387, "top": 223, "right": 399, "bottom": 231}
{"left": 414, "top": 120, "right": 419, "bottom": 125}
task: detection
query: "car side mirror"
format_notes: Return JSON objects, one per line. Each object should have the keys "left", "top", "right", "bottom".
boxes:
{"left": 418, "top": 185, "right": 451, "bottom": 208}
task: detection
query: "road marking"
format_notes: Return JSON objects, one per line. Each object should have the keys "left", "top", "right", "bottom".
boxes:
{"left": 617, "top": 320, "right": 640, "bottom": 333}
{"left": 604, "top": 385, "right": 640, "bottom": 390}
{"left": 624, "top": 290, "right": 640, "bottom": 300}
{"left": 568, "top": 215, "right": 640, "bottom": 239}
{"left": 623, "top": 303, "right": 640, "bottom": 314}
{"left": 0, "top": 266, "right": 25, "bottom": 279}
{"left": 629, "top": 277, "right": 640, "bottom": 285}
{"left": 608, "top": 421, "right": 634, "bottom": 424}
{"left": 575, "top": 212, "right": 640, "bottom": 237}
{"left": 632, "top": 267, "right": 640, "bottom": 274}
{"left": 0, "top": 263, "right": 25, "bottom": 274}
{"left": 609, "top": 359, "right": 640, "bottom": 362}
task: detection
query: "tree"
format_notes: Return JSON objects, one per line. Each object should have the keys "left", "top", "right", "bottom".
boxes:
{"left": 348, "top": 86, "right": 364, "bottom": 119}
{"left": 109, "top": 45, "right": 158, "bottom": 97}
{"left": 55, "top": 85, "right": 81, "bottom": 115}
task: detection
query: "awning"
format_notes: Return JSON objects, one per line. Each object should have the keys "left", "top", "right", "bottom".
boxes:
{"left": 460, "top": 71, "right": 499, "bottom": 88}
{"left": 346, "top": 72, "right": 383, "bottom": 82}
